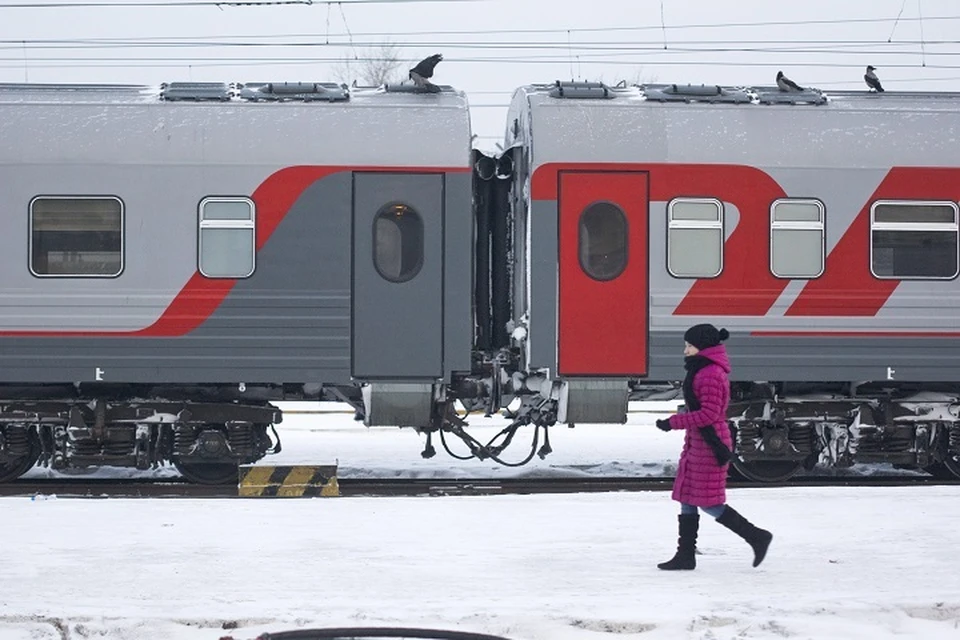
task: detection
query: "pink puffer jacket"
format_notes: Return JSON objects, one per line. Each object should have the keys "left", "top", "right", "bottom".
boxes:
{"left": 667, "top": 344, "right": 733, "bottom": 507}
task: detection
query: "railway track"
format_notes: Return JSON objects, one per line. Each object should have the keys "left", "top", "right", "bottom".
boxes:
{"left": 0, "top": 474, "right": 957, "bottom": 499}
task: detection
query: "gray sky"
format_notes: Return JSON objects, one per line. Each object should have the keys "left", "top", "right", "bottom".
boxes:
{"left": 0, "top": 0, "right": 957, "bottom": 147}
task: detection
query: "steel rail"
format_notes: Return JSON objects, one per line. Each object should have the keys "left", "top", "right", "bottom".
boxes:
{"left": 0, "top": 474, "right": 956, "bottom": 499}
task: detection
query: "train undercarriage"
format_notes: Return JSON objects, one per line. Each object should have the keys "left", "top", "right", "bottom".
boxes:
{"left": 3, "top": 376, "right": 960, "bottom": 484}
{"left": 726, "top": 382, "right": 960, "bottom": 482}
{"left": 0, "top": 386, "right": 281, "bottom": 484}
{"left": 427, "top": 367, "right": 960, "bottom": 482}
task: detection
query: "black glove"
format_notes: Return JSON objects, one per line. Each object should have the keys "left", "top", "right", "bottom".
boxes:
{"left": 700, "top": 426, "right": 733, "bottom": 465}
{"left": 655, "top": 418, "right": 672, "bottom": 432}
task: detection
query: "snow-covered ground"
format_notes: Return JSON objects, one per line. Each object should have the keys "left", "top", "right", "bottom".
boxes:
{"left": 5, "top": 402, "right": 960, "bottom": 640}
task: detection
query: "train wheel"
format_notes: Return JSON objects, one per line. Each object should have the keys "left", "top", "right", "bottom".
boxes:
{"left": 923, "top": 462, "right": 953, "bottom": 479}
{"left": 174, "top": 461, "right": 239, "bottom": 485}
{"left": 942, "top": 453, "right": 960, "bottom": 480}
{"left": 0, "top": 431, "right": 41, "bottom": 483}
{"left": 731, "top": 458, "right": 803, "bottom": 483}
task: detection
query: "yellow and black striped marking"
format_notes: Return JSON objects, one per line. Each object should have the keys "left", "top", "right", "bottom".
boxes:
{"left": 238, "top": 465, "right": 339, "bottom": 497}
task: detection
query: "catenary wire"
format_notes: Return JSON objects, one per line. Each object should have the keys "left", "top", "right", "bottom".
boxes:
{"left": 0, "top": 2, "right": 956, "bottom": 34}
{"left": 4, "top": 55, "right": 960, "bottom": 68}
{"left": 2, "top": 40, "right": 959, "bottom": 53}
{"left": 0, "top": 37, "right": 957, "bottom": 47}
{"left": 0, "top": 0, "right": 487, "bottom": 7}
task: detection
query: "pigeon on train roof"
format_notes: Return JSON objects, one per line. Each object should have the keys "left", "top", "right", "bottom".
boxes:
{"left": 776, "top": 71, "right": 804, "bottom": 92}
{"left": 864, "top": 65, "right": 885, "bottom": 92}
{"left": 410, "top": 54, "right": 443, "bottom": 88}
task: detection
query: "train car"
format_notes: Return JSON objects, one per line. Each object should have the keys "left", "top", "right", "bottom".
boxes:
{"left": 498, "top": 81, "right": 960, "bottom": 480}
{"left": 0, "top": 81, "right": 473, "bottom": 483}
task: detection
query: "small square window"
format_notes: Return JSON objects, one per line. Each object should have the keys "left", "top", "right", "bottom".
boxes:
{"left": 30, "top": 197, "right": 123, "bottom": 277}
{"left": 667, "top": 198, "right": 723, "bottom": 278}
{"left": 770, "top": 199, "right": 824, "bottom": 279}
{"left": 870, "top": 201, "right": 959, "bottom": 280}
{"left": 199, "top": 197, "right": 255, "bottom": 278}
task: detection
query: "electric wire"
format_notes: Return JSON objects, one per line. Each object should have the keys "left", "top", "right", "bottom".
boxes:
{"left": 5, "top": 56, "right": 960, "bottom": 69}
{"left": 4, "top": 39, "right": 960, "bottom": 52}
{"left": 0, "top": 7, "right": 956, "bottom": 86}
{"left": 0, "top": 0, "right": 484, "bottom": 7}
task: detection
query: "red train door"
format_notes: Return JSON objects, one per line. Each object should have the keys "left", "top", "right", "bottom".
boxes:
{"left": 558, "top": 171, "right": 649, "bottom": 376}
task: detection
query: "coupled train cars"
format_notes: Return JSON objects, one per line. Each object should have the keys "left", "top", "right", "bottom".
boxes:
{"left": 1, "top": 79, "right": 960, "bottom": 483}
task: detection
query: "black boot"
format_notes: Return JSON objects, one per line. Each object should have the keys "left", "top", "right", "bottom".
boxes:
{"left": 716, "top": 506, "right": 773, "bottom": 567}
{"left": 657, "top": 513, "right": 698, "bottom": 570}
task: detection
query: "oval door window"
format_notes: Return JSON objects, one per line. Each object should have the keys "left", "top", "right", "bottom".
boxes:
{"left": 374, "top": 203, "right": 424, "bottom": 283}
{"left": 579, "top": 202, "right": 628, "bottom": 281}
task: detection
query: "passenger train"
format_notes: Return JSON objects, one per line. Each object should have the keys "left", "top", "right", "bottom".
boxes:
{"left": 1, "top": 78, "right": 959, "bottom": 483}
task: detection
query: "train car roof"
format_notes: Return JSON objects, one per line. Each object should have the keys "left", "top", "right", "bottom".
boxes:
{"left": 510, "top": 80, "right": 960, "bottom": 111}
{"left": 0, "top": 81, "right": 469, "bottom": 109}
{"left": 0, "top": 81, "right": 472, "bottom": 168}
{"left": 506, "top": 81, "right": 960, "bottom": 170}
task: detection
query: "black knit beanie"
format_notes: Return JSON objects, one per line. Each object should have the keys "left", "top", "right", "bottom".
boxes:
{"left": 683, "top": 323, "right": 730, "bottom": 350}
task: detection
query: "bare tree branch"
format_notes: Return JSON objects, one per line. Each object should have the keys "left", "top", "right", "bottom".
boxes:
{"left": 332, "top": 43, "right": 404, "bottom": 86}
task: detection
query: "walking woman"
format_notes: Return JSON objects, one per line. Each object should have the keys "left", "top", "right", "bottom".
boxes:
{"left": 655, "top": 324, "right": 773, "bottom": 570}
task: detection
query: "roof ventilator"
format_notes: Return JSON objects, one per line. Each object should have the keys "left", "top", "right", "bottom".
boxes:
{"left": 239, "top": 82, "right": 349, "bottom": 102}
{"left": 160, "top": 82, "right": 233, "bottom": 101}
{"left": 642, "top": 83, "right": 755, "bottom": 104}
{"left": 549, "top": 81, "right": 614, "bottom": 99}
{"left": 755, "top": 87, "right": 828, "bottom": 105}
{"left": 384, "top": 83, "right": 454, "bottom": 94}
{"left": 0, "top": 83, "right": 140, "bottom": 93}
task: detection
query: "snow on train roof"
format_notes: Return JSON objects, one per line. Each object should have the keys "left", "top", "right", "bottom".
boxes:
{"left": 507, "top": 80, "right": 960, "bottom": 169}
{"left": 0, "top": 81, "right": 471, "bottom": 168}
{"left": 0, "top": 81, "right": 469, "bottom": 110}
{"left": 513, "top": 80, "right": 960, "bottom": 111}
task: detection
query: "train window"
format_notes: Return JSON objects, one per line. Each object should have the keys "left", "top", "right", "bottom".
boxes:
{"left": 870, "top": 201, "right": 959, "bottom": 279}
{"left": 29, "top": 197, "right": 123, "bottom": 277}
{"left": 667, "top": 198, "right": 723, "bottom": 278}
{"left": 374, "top": 203, "right": 423, "bottom": 283}
{"left": 199, "top": 198, "right": 255, "bottom": 278}
{"left": 579, "top": 202, "right": 627, "bottom": 281}
{"left": 770, "top": 199, "right": 825, "bottom": 278}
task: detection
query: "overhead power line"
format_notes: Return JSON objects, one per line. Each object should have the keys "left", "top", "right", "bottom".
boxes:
{"left": 0, "top": 0, "right": 484, "bottom": 7}
{"left": 3, "top": 37, "right": 959, "bottom": 50}
{"left": 2, "top": 45, "right": 958, "bottom": 60}
{"left": 2, "top": 56, "right": 959, "bottom": 69}
{"left": 0, "top": 2, "right": 956, "bottom": 32}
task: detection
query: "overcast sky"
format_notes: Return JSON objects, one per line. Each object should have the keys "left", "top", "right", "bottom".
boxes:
{"left": 0, "top": 0, "right": 957, "bottom": 145}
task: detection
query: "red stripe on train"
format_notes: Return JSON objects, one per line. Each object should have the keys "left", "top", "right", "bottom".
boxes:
{"left": 533, "top": 162, "right": 788, "bottom": 316}
{"left": 786, "top": 167, "right": 960, "bottom": 317}
{"left": 1, "top": 165, "right": 467, "bottom": 337}
{"left": 131, "top": 165, "right": 340, "bottom": 336}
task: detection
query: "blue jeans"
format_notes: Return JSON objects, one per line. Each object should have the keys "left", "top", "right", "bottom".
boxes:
{"left": 681, "top": 502, "right": 726, "bottom": 518}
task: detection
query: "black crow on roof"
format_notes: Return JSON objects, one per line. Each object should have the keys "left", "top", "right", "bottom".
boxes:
{"left": 410, "top": 53, "right": 443, "bottom": 88}
{"left": 776, "top": 71, "right": 804, "bottom": 92}
{"left": 864, "top": 66, "right": 884, "bottom": 92}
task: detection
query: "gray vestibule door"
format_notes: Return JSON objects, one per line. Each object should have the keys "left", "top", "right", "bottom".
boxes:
{"left": 352, "top": 172, "right": 444, "bottom": 379}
